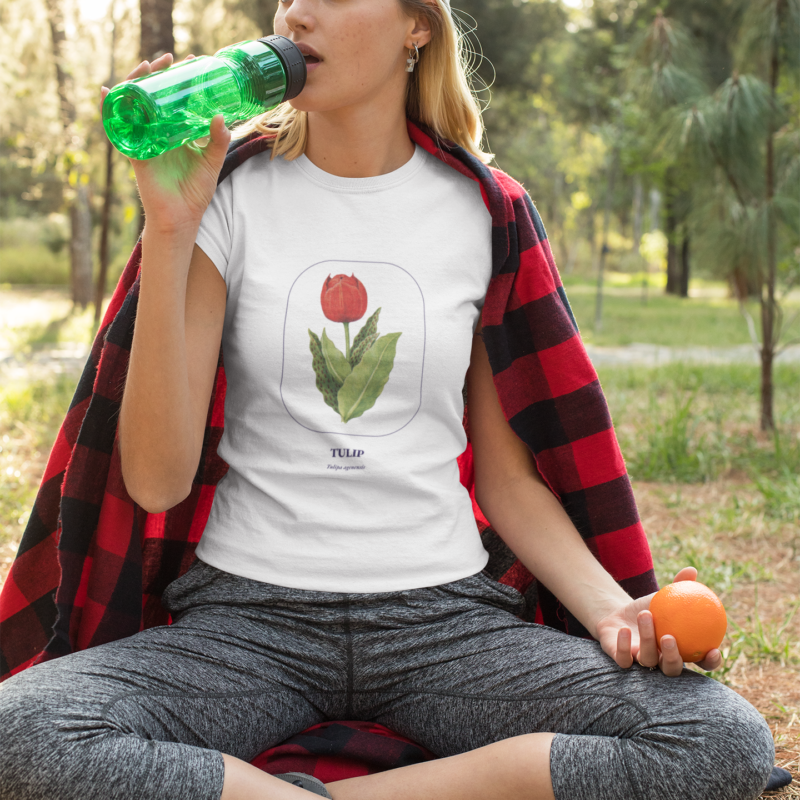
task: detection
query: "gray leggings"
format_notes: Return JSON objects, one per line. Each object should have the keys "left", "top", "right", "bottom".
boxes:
{"left": 0, "top": 560, "right": 774, "bottom": 800}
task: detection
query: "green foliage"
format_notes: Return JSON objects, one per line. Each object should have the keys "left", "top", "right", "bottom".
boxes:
{"left": 599, "top": 362, "right": 800, "bottom": 484}
{"left": 627, "top": 390, "right": 722, "bottom": 483}
{"left": 652, "top": 529, "right": 771, "bottom": 597}
{"left": 320, "top": 328, "right": 352, "bottom": 386}
{"left": 349, "top": 308, "right": 381, "bottom": 369}
{"left": 0, "top": 373, "right": 76, "bottom": 546}
{"left": 0, "top": 373, "right": 75, "bottom": 433}
{"left": 727, "top": 586, "right": 800, "bottom": 665}
{"left": 0, "top": 246, "right": 69, "bottom": 285}
{"left": 308, "top": 329, "right": 341, "bottom": 413}
{"left": 563, "top": 278, "right": 789, "bottom": 347}
{"left": 0, "top": 216, "right": 71, "bottom": 284}
{"left": 337, "top": 332, "right": 401, "bottom": 423}
{"left": 754, "top": 467, "right": 800, "bottom": 521}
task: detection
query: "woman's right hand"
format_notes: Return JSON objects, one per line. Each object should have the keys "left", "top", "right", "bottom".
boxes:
{"left": 100, "top": 52, "right": 232, "bottom": 234}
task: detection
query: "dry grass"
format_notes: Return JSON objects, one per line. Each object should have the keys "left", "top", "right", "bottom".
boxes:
{"left": 636, "top": 481, "right": 800, "bottom": 793}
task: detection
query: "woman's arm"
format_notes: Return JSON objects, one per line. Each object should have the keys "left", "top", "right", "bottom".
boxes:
{"left": 465, "top": 316, "right": 632, "bottom": 638}
{"left": 466, "top": 317, "right": 722, "bottom": 674}
{"left": 119, "top": 233, "right": 226, "bottom": 514}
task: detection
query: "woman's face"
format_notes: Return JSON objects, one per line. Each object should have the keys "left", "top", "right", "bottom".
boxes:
{"left": 273, "top": 0, "right": 431, "bottom": 114}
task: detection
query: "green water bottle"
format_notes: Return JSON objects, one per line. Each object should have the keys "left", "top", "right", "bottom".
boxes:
{"left": 102, "top": 35, "right": 306, "bottom": 160}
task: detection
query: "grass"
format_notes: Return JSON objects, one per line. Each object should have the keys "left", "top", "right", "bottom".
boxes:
{"left": 0, "top": 214, "right": 132, "bottom": 287}
{"left": 0, "top": 373, "right": 78, "bottom": 544}
{"left": 598, "top": 362, "right": 800, "bottom": 486}
{"left": 3, "top": 310, "right": 99, "bottom": 357}
{"left": 562, "top": 272, "right": 800, "bottom": 348}
{"left": 0, "top": 285, "right": 108, "bottom": 359}
{"left": 0, "top": 245, "right": 70, "bottom": 285}
{"left": 728, "top": 588, "right": 800, "bottom": 665}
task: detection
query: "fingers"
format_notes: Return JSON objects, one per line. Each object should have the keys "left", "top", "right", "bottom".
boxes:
{"left": 696, "top": 648, "right": 723, "bottom": 672}
{"left": 120, "top": 53, "right": 174, "bottom": 92}
{"left": 100, "top": 53, "right": 194, "bottom": 114}
{"left": 101, "top": 56, "right": 164, "bottom": 112}
{"left": 207, "top": 114, "right": 231, "bottom": 152}
{"left": 673, "top": 566, "right": 698, "bottom": 583}
{"left": 614, "top": 627, "right": 634, "bottom": 669}
{"left": 658, "top": 635, "right": 684, "bottom": 677}
{"left": 635, "top": 610, "right": 659, "bottom": 668}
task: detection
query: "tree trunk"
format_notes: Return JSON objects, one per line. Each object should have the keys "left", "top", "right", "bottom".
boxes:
{"left": 665, "top": 172, "right": 679, "bottom": 295}
{"left": 760, "top": 9, "right": 781, "bottom": 432}
{"left": 135, "top": 0, "right": 175, "bottom": 240}
{"left": 96, "top": 0, "right": 118, "bottom": 327}
{"left": 44, "top": 0, "right": 93, "bottom": 306}
{"left": 595, "top": 151, "right": 618, "bottom": 333}
{"left": 679, "top": 230, "right": 690, "bottom": 298}
{"left": 70, "top": 183, "right": 93, "bottom": 307}
{"left": 95, "top": 143, "right": 115, "bottom": 323}
{"left": 140, "top": 0, "right": 174, "bottom": 61}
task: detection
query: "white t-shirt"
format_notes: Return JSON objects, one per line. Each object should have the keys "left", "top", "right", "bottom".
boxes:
{"left": 193, "top": 142, "right": 493, "bottom": 592}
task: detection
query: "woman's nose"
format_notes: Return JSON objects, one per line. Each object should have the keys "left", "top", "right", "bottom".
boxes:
{"left": 282, "top": 0, "right": 315, "bottom": 33}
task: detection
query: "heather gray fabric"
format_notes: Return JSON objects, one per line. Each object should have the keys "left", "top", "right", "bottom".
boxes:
{"left": 0, "top": 559, "right": 774, "bottom": 800}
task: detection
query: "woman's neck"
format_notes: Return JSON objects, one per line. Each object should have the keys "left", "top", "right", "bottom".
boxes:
{"left": 303, "top": 101, "right": 416, "bottom": 179}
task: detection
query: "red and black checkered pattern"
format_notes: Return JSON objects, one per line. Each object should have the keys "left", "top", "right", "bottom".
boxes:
{"left": 251, "top": 720, "right": 438, "bottom": 781}
{"left": 0, "top": 118, "right": 657, "bottom": 776}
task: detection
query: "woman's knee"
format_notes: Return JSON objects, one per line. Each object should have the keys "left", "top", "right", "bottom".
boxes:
{"left": 0, "top": 671, "right": 63, "bottom": 799}
{"left": 0, "top": 665, "right": 112, "bottom": 800}
{"left": 639, "top": 676, "right": 774, "bottom": 800}
{"left": 704, "top": 684, "right": 774, "bottom": 799}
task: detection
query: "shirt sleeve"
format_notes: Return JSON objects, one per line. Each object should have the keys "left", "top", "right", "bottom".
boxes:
{"left": 195, "top": 174, "right": 234, "bottom": 283}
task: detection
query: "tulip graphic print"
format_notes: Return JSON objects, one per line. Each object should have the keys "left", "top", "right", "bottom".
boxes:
{"left": 309, "top": 273, "right": 402, "bottom": 423}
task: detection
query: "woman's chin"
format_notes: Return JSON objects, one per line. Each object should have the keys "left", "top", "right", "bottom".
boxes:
{"left": 288, "top": 94, "right": 347, "bottom": 115}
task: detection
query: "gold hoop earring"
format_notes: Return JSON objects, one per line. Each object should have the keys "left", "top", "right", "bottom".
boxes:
{"left": 406, "top": 42, "right": 420, "bottom": 73}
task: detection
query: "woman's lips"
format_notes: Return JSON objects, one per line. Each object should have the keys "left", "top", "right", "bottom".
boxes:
{"left": 304, "top": 54, "right": 321, "bottom": 71}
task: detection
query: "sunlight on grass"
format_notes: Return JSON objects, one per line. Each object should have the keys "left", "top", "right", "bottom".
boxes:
{"left": 650, "top": 531, "right": 773, "bottom": 596}
{"left": 599, "top": 363, "right": 800, "bottom": 485}
{"left": 0, "top": 373, "right": 77, "bottom": 547}
{"left": 560, "top": 275, "right": 799, "bottom": 348}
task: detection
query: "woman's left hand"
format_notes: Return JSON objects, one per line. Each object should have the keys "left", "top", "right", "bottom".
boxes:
{"left": 594, "top": 567, "right": 723, "bottom": 677}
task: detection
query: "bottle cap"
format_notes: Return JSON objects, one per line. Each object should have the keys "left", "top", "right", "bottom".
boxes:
{"left": 257, "top": 35, "right": 307, "bottom": 102}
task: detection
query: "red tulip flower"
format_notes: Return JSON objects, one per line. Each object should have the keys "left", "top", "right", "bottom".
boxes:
{"left": 320, "top": 274, "right": 368, "bottom": 323}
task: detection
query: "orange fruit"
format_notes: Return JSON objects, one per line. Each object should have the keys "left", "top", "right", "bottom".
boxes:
{"left": 648, "top": 581, "right": 727, "bottom": 662}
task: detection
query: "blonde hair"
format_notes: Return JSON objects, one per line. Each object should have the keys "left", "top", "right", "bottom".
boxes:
{"left": 230, "top": 0, "right": 493, "bottom": 164}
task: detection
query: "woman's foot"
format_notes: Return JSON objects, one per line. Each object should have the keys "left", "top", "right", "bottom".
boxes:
{"left": 274, "top": 772, "right": 333, "bottom": 798}
{"left": 765, "top": 766, "right": 792, "bottom": 791}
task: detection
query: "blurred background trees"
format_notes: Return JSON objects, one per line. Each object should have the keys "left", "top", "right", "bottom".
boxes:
{"left": 0, "top": 0, "right": 797, "bottom": 429}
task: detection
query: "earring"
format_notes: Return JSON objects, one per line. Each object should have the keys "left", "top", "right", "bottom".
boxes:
{"left": 406, "top": 42, "right": 420, "bottom": 73}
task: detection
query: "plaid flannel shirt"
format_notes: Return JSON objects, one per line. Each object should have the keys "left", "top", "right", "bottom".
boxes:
{"left": 0, "top": 118, "right": 658, "bottom": 683}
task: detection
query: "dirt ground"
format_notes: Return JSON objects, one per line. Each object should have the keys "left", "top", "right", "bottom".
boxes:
{"left": 635, "top": 481, "right": 799, "bottom": 796}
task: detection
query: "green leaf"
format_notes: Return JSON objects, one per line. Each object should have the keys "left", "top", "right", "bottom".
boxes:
{"left": 337, "top": 332, "right": 402, "bottom": 423}
{"left": 308, "top": 329, "right": 341, "bottom": 413}
{"left": 349, "top": 307, "right": 381, "bottom": 367}
{"left": 321, "top": 328, "right": 352, "bottom": 386}
{"left": 349, "top": 330, "right": 379, "bottom": 369}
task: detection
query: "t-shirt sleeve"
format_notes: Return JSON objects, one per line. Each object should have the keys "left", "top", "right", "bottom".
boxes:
{"left": 195, "top": 174, "right": 234, "bottom": 283}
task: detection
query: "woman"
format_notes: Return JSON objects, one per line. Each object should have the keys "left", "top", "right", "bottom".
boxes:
{"left": 0, "top": 1, "right": 776, "bottom": 799}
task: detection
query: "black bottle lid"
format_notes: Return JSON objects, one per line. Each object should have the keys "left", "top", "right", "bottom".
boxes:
{"left": 257, "top": 34, "right": 307, "bottom": 102}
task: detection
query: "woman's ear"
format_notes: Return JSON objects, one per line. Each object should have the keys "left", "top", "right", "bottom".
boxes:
{"left": 405, "top": 12, "right": 432, "bottom": 49}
